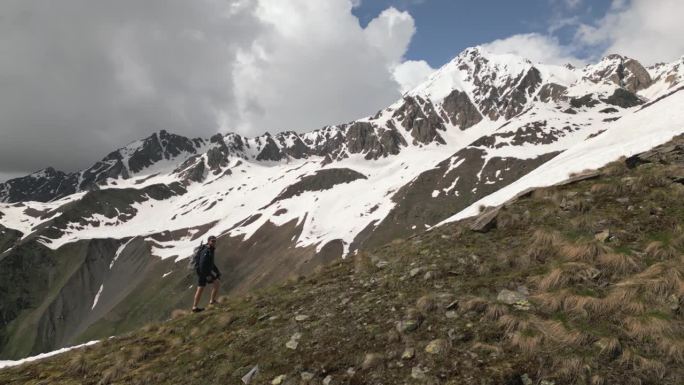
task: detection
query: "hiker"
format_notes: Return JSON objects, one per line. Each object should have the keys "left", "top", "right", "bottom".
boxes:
{"left": 191, "top": 235, "right": 221, "bottom": 312}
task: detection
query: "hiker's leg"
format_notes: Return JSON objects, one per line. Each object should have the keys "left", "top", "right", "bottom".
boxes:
{"left": 192, "top": 286, "right": 204, "bottom": 309}
{"left": 210, "top": 279, "right": 220, "bottom": 303}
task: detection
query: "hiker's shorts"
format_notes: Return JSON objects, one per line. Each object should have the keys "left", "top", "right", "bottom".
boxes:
{"left": 197, "top": 273, "right": 219, "bottom": 287}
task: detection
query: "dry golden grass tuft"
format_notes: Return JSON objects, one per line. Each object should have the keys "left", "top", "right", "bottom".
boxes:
{"left": 537, "top": 262, "right": 599, "bottom": 291}
{"left": 561, "top": 240, "right": 608, "bottom": 263}
{"left": 170, "top": 309, "right": 188, "bottom": 320}
{"left": 497, "top": 210, "right": 527, "bottom": 229}
{"left": 353, "top": 252, "right": 375, "bottom": 274}
{"left": 530, "top": 291, "right": 566, "bottom": 313}
{"left": 593, "top": 287, "right": 640, "bottom": 315}
{"left": 554, "top": 356, "right": 588, "bottom": 381}
{"left": 596, "top": 337, "right": 622, "bottom": 359}
{"left": 645, "top": 241, "right": 679, "bottom": 260}
{"left": 672, "top": 230, "right": 684, "bottom": 250}
{"left": 98, "top": 365, "right": 125, "bottom": 385}
{"left": 192, "top": 346, "right": 206, "bottom": 356}
{"left": 527, "top": 229, "right": 562, "bottom": 262}
{"left": 597, "top": 253, "right": 639, "bottom": 276}
{"left": 484, "top": 303, "right": 508, "bottom": 321}
{"left": 620, "top": 263, "right": 684, "bottom": 299}
{"left": 537, "top": 268, "right": 566, "bottom": 291}
{"left": 508, "top": 330, "right": 543, "bottom": 355}
{"left": 636, "top": 173, "right": 671, "bottom": 189}
{"left": 66, "top": 353, "right": 87, "bottom": 376}
{"left": 590, "top": 183, "right": 620, "bottom": 196}
{"left": 657, "top": 338, "right": 684, "bottom": 364}
{"left": 141, "top": 323, "right": 158, "bottom": 333}
{"left": 460, "top": 297, "right": 488, "bottom": 314}
{"left": 471, "top": 342, "right": 503, "bottom": 354}
{"left": 168, "top": 336, "right": 184, "bottom": 347}
{"left": 562, "top": 292, "right": 600, "bottom": 318}
{"left": 129, "top": 346, "right": 152, "bottom": 364}
{"left": 216, "top": 313, "right": 237, "bottom": 328}
{"left": 497, "top": 252, "right": 530, "bottom": 269}
{"left": 603, "top": 158, "right": 629, "bottom": 177}
{"left": 570, "top": 215, "right": 594, "bottom": 233}
{"left": 535, "top": 319, "right": 590, "bottom": 347}
{"left": 497, "top": 314, "right": 530, "bottom": 334}
{"left": 622, "top": 316, "right": 672, "bottom": 342}
{"left": 590, "top": 374, "right": 606, "bottom": 385}
{"left": 620, "top": 351, "right": 667, "bottom": 379}
{"left": 531, "top": 186, "right": 556, "bottom": 200}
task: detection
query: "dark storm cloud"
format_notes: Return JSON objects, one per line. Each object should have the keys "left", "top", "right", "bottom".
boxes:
{"left": 0, "top": 0, "right": 423, "bottom": 180}
{"left": 0, "top": 0, "right": 262, "bottom": 175}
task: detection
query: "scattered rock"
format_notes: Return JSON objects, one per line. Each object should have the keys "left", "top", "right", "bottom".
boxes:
{"left": 409, "top": 267, "right": 423, "bottom": 278}
{"left": 387, "top": 329, "right": 401, "bottom": 343}
{"left": 241, "top": 365, "right": 259, "bottom": 384}
{"left": 425, "top": 339, "right": 448, "bottom": 355}
{"left": 401, "top": 347, "right": 415, "bottom": 360}
{"left": 295, "top": 314, "right": 310, "bottom": 322}
{"left": 423, "top": 271, "right": 434, "bottom": 280}
{"left": 521, "top": 374, "right": 533, "bottom": 385}
{"left": 497, "top": 289, "right": 528, "bottom": 305}
{"left": 446, "top": 300, "right": 459, "bottom": 310}
{"left": 411, "top": 366, "right": 426, "bottom": 380}
{"left": 286, "top": 333, "right": 302, "bottom": 350}
{"left": 300, "top": 372, "right": 314, "bottom": 382}
{"left": 323, "top": 375, "right": 332, "bottom": 385}
{"left": 361, "top": 353, "right": 384, "bottom": 370}
{"left": 470, "top": 207, "right": 499, "bottom": 232}
{"left": 396, "top": 320, "right": 420, "bottom": 333}
{"left": 669, "top": 294, "right": 680, "bottom": 313}
{"left": 416, "top": 295, "right": 436, "bottom": 314}
{"left": 370, "top": 255, "right": 389, "bottom": 268}
{"left": 595, "top": 229, "right": 611, "bottom": 242}
{"left": 445, "top": 311, "right": 458, "bottom": 319}
{"left": 272, "top": 375, "right": 287, "bottom": 385}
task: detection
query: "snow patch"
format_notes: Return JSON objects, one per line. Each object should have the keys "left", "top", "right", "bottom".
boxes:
{"left": 0, "top": 341, "right": 99, "bottom": 370}
{"left": 91, "top": 284, "right": 103, "bottom": 310}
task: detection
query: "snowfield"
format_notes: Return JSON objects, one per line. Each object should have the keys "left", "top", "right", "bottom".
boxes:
{"left": 444, "top": 87, "right": 684, "bottom": 224}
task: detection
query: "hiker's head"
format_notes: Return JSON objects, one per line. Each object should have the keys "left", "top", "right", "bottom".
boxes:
{"left": 208, "top": 235, "right": 217, "bottom": 247}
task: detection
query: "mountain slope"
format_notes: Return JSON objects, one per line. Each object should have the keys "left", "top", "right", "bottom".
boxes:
{"left": 1, "top": 48, "right": 684, "bottom": 359}
{"left": 2, "top": 136, "right": 684, "bottom": 384}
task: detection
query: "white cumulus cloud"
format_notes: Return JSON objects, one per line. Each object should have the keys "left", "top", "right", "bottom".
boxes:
{"left": 481, "top": 33, "right": 584, "bottom": 66}
{"left": 576, "top": 0, "right": 684, "bottom": 64}
{"left": 393, "top": 60, "right": 435, "bottom": 94}
{"left": 232, "top": 2, "right": 417, "bottom": 135}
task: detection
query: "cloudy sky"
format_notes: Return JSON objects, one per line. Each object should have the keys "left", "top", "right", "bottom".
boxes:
{"left": 1, "top": 0, "right": 683, "bottom": 181}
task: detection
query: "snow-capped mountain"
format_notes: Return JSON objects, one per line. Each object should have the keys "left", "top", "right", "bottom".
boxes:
{"left": 1, "top": 47, "right": 684, "bottom": 359}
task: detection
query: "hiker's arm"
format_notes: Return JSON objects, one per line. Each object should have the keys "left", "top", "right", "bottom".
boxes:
{"left": 212, "top": 264, "right": 221, "bottom": 277}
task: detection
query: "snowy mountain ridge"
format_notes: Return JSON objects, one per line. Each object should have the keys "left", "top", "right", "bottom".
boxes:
{"left": 2, "top": 47, "right": 683, "bottom": 256}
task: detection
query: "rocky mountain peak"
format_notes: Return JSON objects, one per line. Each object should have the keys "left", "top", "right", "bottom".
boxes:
{"left": 585, "top": 54, "right": 653, "bottom": 92}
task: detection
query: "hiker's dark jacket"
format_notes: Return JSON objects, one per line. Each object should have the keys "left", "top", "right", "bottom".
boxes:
{"left": 198, "top": 246, "right": 220, "bottom": 277}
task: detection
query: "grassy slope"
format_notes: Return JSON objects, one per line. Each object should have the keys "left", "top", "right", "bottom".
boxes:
{"left": 2, "top": 143, "right": 684, "bottom": 384}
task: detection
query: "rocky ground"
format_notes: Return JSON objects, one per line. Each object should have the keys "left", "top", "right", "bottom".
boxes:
{"left": 2, "top": 137, "right": 684, "bottom": 384}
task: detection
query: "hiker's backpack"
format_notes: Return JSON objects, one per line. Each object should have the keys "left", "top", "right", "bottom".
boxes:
{"left": 187, "top": 243, "right": 206, "bottom": 271}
